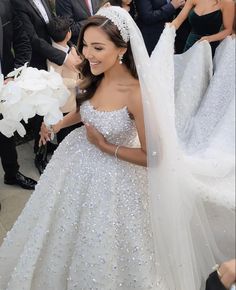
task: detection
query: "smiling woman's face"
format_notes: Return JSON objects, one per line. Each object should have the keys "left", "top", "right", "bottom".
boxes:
{"left": 82, "top": 26, "right": 125, "bottom": 76}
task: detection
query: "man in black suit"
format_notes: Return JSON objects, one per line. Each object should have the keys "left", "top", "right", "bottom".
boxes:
{"left": 11, "top": 0, "right": 80, "bottom": 71}
{"left": 11, "top": 0, "right": 81, "bottom": 173}
{"left": 56, "top": 0, "right": 102, "bottom": 45}
{"left": 134, "top": 0, "right": 185, "bottom": 55}
{"left": 0, "top": 0, "right": 37, "bottom": 191}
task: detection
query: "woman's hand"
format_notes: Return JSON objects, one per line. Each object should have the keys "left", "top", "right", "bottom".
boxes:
{"left": 39, "top": 121, "right": 62, "bottom": 146}
{"left": 52, "top": 121, "right": 63, "bottom": 135}
{"left": 85, "top": 123, "right": 106, "bottom": 149}
{"left": 218, "top": 259, "right": 236, "bottom": 289}
{"left": 39, "top": 122, "right": 51, "bottom": 146}
{"left": 199, "top": 36, "right": 213, "bottom": 43}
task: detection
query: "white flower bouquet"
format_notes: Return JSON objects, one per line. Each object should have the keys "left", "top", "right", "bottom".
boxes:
{"left": 0, "top": 64, "right": 70, "bottom": 138}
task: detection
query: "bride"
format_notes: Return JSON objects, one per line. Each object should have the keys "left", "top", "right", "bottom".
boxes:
{"left": 0, "top": 5, "right": 234, "bottom": 290}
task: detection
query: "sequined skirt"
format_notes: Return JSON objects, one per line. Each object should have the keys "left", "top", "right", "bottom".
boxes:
{"left": 0, "top": 127, "right": 159, "bottom": 290}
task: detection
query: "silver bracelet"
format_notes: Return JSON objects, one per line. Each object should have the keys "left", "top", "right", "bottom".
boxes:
{"left": 213, "top": 264, "right": 223, "bottom": 279}
{"left": 114, "top": 145, "right": 121, "bottom": 159}
{"left": 213, "top": 264, "right": 236, "bottom": 290}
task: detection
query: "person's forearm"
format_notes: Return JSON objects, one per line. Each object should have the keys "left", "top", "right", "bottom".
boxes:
{"left": 171, "top": 12, "right": 187, "bottom": 29}
{"left": 171, "top": 0, "right": 193, "bottom": 29}
{"left": 32, "top": 36, "right": 66, "bottom": 66}
{"left": 60, "top": 110, "right": 81, "bottom": 129}
{"left": 171, "top": 18, "right": 182, "bottom": 29}
{"left": 99, "top": 142, "right": 147, "bottom": 167}
{"left": 207, "top": 29, "right": 233, "bottom": 42}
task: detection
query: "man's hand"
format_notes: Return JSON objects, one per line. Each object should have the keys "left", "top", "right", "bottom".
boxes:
{"left": 171, "top": 0, "right": 186, "bottom": 9}
{"left": 64, "top": 47, "right": 82, "bottom": 72}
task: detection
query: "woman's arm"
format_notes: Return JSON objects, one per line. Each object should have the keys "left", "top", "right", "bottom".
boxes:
{"left": 171, "top": 0, "right": 194, "bottom": 29}
{"left": 56, "top": 110, "right": 81, "bottom": 131}
{"left": 200, "top": 0, "right": 234, "bottom": 43}
{"left": 39, "top": 110, "right": 81, "bottom": 145}
{"left": 85, "top": 88, "right": 147, "bottom": 167}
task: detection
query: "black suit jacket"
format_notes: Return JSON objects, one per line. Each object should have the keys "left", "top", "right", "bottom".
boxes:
{"left": 135, "top": 0, "right": 176, "bottom": 55}
{"left": 205, "top": 271, "right": 227, "bottom": 290}
{"left": 56, "top": 0, "right": 102, "bottom": 44}
{"left": 11, "top": 0, "right": 66, "bottom": 70}
{"left": 0, "top": 0, "right": 31, "bottom": 76}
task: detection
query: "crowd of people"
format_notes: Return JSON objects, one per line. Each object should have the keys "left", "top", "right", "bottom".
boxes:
{"left": 0, "top": 1, "right": 235, "bottom": 290}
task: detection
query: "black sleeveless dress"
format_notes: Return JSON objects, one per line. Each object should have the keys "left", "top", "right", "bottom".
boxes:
{"left": 184, "top": 9, "right": 223, "bottom": 55}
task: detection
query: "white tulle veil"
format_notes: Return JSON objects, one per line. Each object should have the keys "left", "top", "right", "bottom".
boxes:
{"left": 97, "top": 6, "right": 230, "bottom": 290}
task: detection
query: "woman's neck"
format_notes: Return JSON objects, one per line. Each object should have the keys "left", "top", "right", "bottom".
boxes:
{"left": 103, "top": 63, "right": 132, "bottom": 84}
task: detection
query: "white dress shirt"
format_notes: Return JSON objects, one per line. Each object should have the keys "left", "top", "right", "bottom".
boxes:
{"left": 33, "top": 0, "right": 50, "bottom": 23}
{"left": 85, "top": 0, "right": 94, "bottom": 16}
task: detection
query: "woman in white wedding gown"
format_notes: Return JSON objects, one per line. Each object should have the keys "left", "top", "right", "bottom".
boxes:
{"left": 0, "top": 6, "right": 234, "bottom": 290}
{"left": 0, "top": 7, "right": 161, "bottom": 290}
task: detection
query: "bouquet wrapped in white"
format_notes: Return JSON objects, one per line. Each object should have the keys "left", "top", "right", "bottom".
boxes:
{"left": 0, "top": 64, "right": 70, "bottom": 138}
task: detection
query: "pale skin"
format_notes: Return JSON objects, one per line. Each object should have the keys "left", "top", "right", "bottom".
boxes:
{"left": 218, "top": 259, "right": 236, "bottom": 289}
{"left": 122, "top": 0, "right": 132, "bottom": 11}
{"left": 64, "top": 47, "right": 82, "bottom": 73}
{"left": 63, "top": 29, "right": 82, "bottom": 73}
{"left": 40, "top": 26, "right": 147, "bottom": 167}
{"left": 171, "top": 0, "right": 235, "bottom": 42}
{"left": 51, "top": 29, "right": 82, "bottom": 86}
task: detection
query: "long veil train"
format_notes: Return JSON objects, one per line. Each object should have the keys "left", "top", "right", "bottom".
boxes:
{"left": 128, "top": 10, "right": 234, "bottom": 289}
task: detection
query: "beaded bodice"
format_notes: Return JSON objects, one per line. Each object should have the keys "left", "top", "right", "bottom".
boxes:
{"left": 80, "top": 100, "right": 137, "bottom": 146}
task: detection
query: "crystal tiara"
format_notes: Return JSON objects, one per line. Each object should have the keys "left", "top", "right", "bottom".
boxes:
{"left": 96, "top": 6, "right": 130, "bottom": 43}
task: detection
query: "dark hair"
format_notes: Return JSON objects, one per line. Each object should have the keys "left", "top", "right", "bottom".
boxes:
{"left": 47, "top": 16, "right": 71, "bottom": 43}
{"left": 76, "top": 15, "right": 137, "bottom": 106}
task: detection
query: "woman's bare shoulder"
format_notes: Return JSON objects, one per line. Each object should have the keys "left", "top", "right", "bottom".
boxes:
{"left": 125, "top": 81, "right": 143, "bottom": 113}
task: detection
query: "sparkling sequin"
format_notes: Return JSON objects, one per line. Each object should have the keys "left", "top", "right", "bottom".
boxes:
{"left": 0, "top": 100, "right": 161, "bottom": 289}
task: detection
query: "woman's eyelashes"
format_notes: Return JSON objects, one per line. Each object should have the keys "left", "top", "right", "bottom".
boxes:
{"left": 94, "top": 47, "right": 103, "bottom": 51}
{"left": 82, "top": 43, "right": 104, "bottom": 51}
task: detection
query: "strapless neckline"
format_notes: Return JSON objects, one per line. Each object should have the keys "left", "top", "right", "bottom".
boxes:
{"left": 86, "top": 100, "right": 128, "bottom": 114}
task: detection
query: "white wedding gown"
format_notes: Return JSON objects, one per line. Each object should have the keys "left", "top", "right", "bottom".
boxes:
{"left": 0, "top": 20, "right": 235, "bottom": 288}
{"left": 0, "top": 101, "right": 163, "bottom": 290}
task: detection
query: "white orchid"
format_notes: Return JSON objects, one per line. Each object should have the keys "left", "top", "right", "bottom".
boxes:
{"left": 6, "top": 62, "right": 28, "bottom": 79}
{"left": 0, "top": 119, "right": 26, "bottom": 137}
{"left": 0, "top": 65, "right": 70, "bottom": 137}
{"left": 1, "top": 81, "right": 22, "bottom": 105}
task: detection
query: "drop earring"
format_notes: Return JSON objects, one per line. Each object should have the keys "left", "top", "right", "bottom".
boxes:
{"left": 119, "top": 55, "right": 123, "bottom": 64}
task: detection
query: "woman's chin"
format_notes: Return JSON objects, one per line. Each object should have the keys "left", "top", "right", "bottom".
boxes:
{"left": 90, "top": 69, "right": 103, "bottom": 76}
